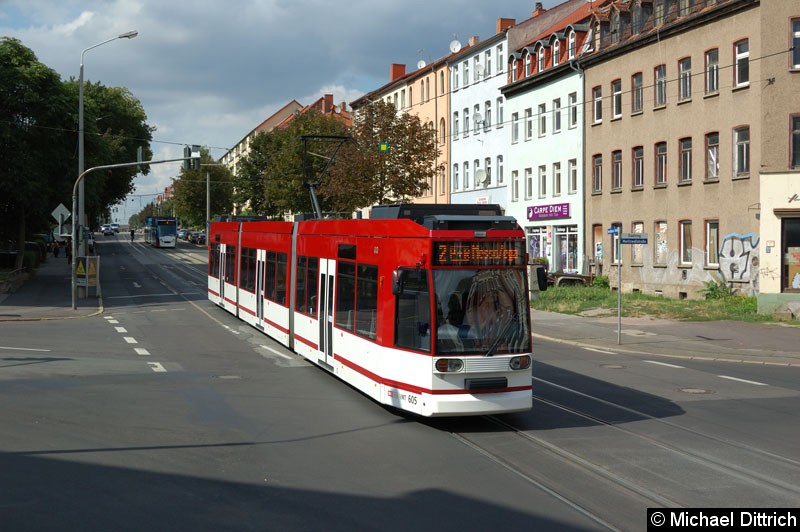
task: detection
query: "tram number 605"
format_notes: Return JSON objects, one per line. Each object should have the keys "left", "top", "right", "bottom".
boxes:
{"left": 407, "top": 395, "right": 418, "bottom": 405}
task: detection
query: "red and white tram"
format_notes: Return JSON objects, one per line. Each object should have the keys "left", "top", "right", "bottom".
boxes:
{"left": 208, "top": 204, "right": 546, "bottom": 417}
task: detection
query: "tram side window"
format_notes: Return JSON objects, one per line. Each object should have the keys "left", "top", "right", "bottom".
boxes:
{"left": 394, "top": 269, "right": 431, "bottom": 352}
{"left": 209, "top": 243, "right": 220, "bottom": 277}
{"left": 355, "top": 264, "right": 378, "bottom": 340}
{"left": 264, "top": 251, "right": 288, "bottom": 305}
{"left": 335, "top": 262, "right": 356, "bottom": 331}
{"left": 224, "top": 246, "right": 237, "bottom": 285}
{"left": 239, "top": 247, "right": 257, "bottom": 293}
{"left": 295, "top": 256, "right": 319, "bottom": 315}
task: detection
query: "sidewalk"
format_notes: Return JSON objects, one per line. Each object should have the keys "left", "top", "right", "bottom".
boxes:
{"left": 0, "top": 254, "right": 102, "bottom": 321}
{"left": 532, "top": 310, "right": 800, "bottom": 366}
{"left": 1, "top": 257, "right": 798, "bottom": 365}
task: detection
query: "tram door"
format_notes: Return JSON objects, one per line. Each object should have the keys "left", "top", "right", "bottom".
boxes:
{"left": 317, "top": 258, "right": 336, "bottom": 369}
{"left": 255, "top": 250, "right": 265, "bottom": 324}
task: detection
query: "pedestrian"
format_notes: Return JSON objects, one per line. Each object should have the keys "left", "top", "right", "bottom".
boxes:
{"left": 130, "top": 228, "right": 135, "bottom": 242}
{"left": 53, "top": 240, "right": 60, "bottom": 258}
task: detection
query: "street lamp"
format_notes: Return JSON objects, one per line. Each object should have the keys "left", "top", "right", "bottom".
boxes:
{"left": 77, "top": 30, "right": 138, "bottom": 259}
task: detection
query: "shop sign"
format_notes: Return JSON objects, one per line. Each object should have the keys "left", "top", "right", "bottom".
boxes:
{"left": 528, "top": 203, "right": 570, "bottom": 221}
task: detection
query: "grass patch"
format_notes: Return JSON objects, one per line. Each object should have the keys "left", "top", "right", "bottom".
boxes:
{"left": 531, "top": 285, "right": 791, "bottom": 324}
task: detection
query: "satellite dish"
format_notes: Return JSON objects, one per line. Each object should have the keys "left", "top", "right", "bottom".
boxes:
{"left": 417, "top": 59, "right": 427, "bottom": 69}
{"left": 474, "top": 113, "right": 483, "bottom": 124}
{"left": 449, "top": 39, "right": 462, "bottom": 53}
{"left": 475, "top": 169, "right": 488, "bottom": 186}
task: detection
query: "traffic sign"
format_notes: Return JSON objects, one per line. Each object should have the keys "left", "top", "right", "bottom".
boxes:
{"left": 620, "top": 233, "right": 648, "bottom": 245}
{"left": 607, "top": 227, "right": 619, "bottom": 236}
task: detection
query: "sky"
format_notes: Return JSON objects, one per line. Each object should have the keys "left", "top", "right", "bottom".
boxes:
{"left": 1, "top": 0, "right": 560, "bottom": 223}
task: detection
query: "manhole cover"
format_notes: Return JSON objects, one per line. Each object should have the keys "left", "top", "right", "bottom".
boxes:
{"left": 679, "top": 388, "right": 713, "bottom": 394}
{"left": 601, "top": 364, "right": 626, "bottom": 369}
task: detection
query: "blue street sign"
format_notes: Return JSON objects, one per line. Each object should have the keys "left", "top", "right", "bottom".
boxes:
{"left": 607, "top": 227, "right": 619, "bottom": 235}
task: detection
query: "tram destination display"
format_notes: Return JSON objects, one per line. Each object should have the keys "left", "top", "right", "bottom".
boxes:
{"left": 433, "top": 241, "right": 526, "bottom": 266}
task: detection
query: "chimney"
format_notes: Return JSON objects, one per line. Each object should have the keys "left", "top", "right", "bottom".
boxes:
{"left": 496, "top": 18, "right": 516, "bottom": 33}
{"left": 532, "top": 2, "right": 546, "bottom": 17}
{"left": 468, "top": 35, "right": 480, "bottom": 47}
{"left": 323, "top": 94, "right": 333, "bottom": 113}
{"left": 390, "top": 63, "right": 406, "bottom": 81}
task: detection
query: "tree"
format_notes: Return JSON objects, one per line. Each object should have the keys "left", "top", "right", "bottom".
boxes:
{"left": 235, "top": 110, "right": 350, "bottom": 218}
{"left": 0, "top": 38, "right": 73, "bottom": 267}
{"left": 322, "top": 100, "right": 441, "bottom": 212}
{"left": 172, "top": 148, "right": 234, "bottom": 227}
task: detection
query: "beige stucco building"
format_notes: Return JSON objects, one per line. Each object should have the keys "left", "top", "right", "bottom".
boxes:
{"left": 580, "top": 0, "right": 799, "bottom": 313}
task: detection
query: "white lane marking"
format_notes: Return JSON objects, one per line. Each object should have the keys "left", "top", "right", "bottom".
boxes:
{"left": 260, "top": 345, "right": 293, "bottom": 360}
{"left": 718, "top": 375, "right": 768, "bottom": 386}
{"left": 148, "top": 362, "right": 166, "bottom": 372}
{"left": 134, "top": 348, "right": 150, "bottom": 356}
{"left": 123, "top": 337, "right": 138, "bottom": 344}
{"left": 108, "top": 320, "right": 119, "bottom": 324}
{"left": 644, "top": 360, "right": 685, "bottom": 369}
{"left": 115, "top": 327, "right": 127, "bottom": 333}
{"left": 583, "top": 347, "right": 617, "bottom": 355}
{"left": 0, "top": 346, "right": 50, "bottom": 352}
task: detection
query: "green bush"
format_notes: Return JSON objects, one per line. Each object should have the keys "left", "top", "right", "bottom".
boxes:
{"left": 592, "top": 275, "right": 610, "bottom": 288}
{"left": 698, "top": 275, "right": 736, "bottom": 300}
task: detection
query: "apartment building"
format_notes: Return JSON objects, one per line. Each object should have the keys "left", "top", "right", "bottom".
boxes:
{"left": 501, "top": 0, "right": 593, "bottom": 274}
{"left": 449, "top": 21, "right": 513, "bottom": 209}
{"left": 580, "top": 0, "right": 799, "bottom": 313}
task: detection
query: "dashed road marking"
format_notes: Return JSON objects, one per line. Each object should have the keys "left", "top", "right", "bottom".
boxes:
{"left": 718, "top": 375, "right": 768, "bottom": 386}
{"left": 645, "top": 360, "right": 685, "bottom": 369}
{"left": 134, "top": 348, "right": 150, "bottom": 356}
{"left": 123, "top": 337, "right": 138, "bottom": 344}
{"left": 147, "top": 362, "right": 166, "bottom": 372}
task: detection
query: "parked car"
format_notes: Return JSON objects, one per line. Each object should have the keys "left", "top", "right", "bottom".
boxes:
{"left": 177, "top": 228, "right": 189, "bottom": 240}
{"left": 189, "top": 231, "right": 206, "bottom": 245}
{"left": 101, "top": 224, "right": 114, "bottom": 236}
{"left": 110, "top": 223, "right": 120, "bottom": 233}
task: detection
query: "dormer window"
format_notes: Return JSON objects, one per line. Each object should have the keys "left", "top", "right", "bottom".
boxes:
{"left": 568, "top": 31, "right": 576, "bottom": 59}
{"left": 537, "top": 46, "right": 545, "bottom": 71}
{"left": 553, "top": 40, "right": 560, "bottom": 66}
{"left": 525, "top": 52, "right": 533, "bottom": 76}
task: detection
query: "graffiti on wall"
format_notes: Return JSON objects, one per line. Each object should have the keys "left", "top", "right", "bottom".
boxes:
{"left": 719, "top": 233, "right": 760, "bottom": 286}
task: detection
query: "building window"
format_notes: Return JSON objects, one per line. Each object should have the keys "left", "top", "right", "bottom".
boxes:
{"left": 473, "top": 159, "right": 480, "bottom": 187}
{"left": 679, "top": 137, "right": 692, "bottom": 183}
{"left": 552, "top": 98, "right": 561, "bottom": 133}
{"left": 568, "top": 92, "right": 578, "bottom": 128}
{"left": 463, "top": 108, "right": 470, "bottom": 137}
{"left": 463, "top": 161, "right": 469, "bottom": 190}
{"left": 734, "top": 39, "right": 749, "bottom": 87}
{"left": 497, "top": 98, "right": 504, "bottom": 127}
{"left": 792, "top": 116, "right": 800, "bottom": 168}
{"left": 512, "top": 170, "right": 519, "bottom": 201}
{"left": 474, "top": 104, "right": 481, "bottom": 134}
{"left": 612, "top": 150, "right": 622, "bottom": 190}
{"left": 485, "top": 49, "right": 492, "bottom": 77}
{"left": 593, "top": 154, "right": 603, "bottom": 193}
{"left": 525, "top": 168, "right": 533, "bottom": 199}
{"left": 484, "top": 157, "right": 491, "bottom": 186}
{"left": 497, "top": 156, "right": 504, "bottom": 184}
{"left": 473, "top": 56, "right": 481, "bottom": 82}
{"left": 452, "top": 67, "right": 459, "bottom": 90}
{"left": 706, "top": 132, "right": 719, "bottom": 179}
{"left": 611, "top": 79, "right": 622, "bottom": 118}
{"left": 706, "top": 220, "right": 719, "bottom": 268}
{"left": 553, "top": 40, "right": 560, "bottom": 67}
{"left": 734, "top": 126, "right": 750, "bottom": 177}
{"left": 538, "top": 104, "right": 547, "bottom": 137}
{"left": 632, "top": 146, "right": 644, "bottom": 188}
{"left": 511, "top": 58, "right": 518, "bottom": 82}
{"left": 453, "top": 112, "right": 459, "bottom": 138}
{"left": 655, "top": 142, "right": 668, "bottom": 185}
{"left": 654, "top": 65, "right": 667, "bottom": 107}
{"left": 538, "top": 47, "right": 545, "bottom": 72}
{"left": 511, "top": 112, "right": 519, "bottom": 143}
{"left": 525, "top": 108, "right": 533, "bottom": 140}
{"left": 655, "top": 0, "right": 666, "bottom": 26}
{"left": 525, "top": 52, "right": 533, "bottom": 77}
{"left": 568, "top": 31, "right": 576, "bottom": 59}
{"left": 611, "top": 222, "right": 622, "bottom": 264}
{"left": 632, "top": 72, "right": 643, "bottom": 113}
{"left": 705, "top": 48, "right": 719, "bottom": 94}
{"left": 484, "top": 100, "right": 492, "bottom": 129}
{"left": 568, "top": 159, "right": 577, "bottom": 194}
{"left": 592, "top": 86, "right": 603, "bottom": 123}
{"left": 678, "top": 57, "right": 692, "bottom": 101}
{"left": 679, "top": 0, "right": 694, "bottom": 17}
{"left": 463, "top": 61, "right": 469, "bottom": 86}
{"left": 632, "top": 221, "right": 644, "bottom": 266}
{"left": 782, "top": 218, "right": 800, "bottom": 291}
{"left": 654, "top": 221, "right": 669, "bottom": 266}
{"left": 679, "top": 220, "right": 693, "bottom": 266}
{"left": 538, "top": 165, "right": 547, "bottom": 198}
{"left": 439, "top": 118, "right": 446, "bottom": 145}
{"left": 553, "top": 162, "right": 562, "bottom": 196}
{"left": 452, "top": 164, "right": 459, "bottom": 191}
{"left": 793, "top": 19, "right": 800, "bottom": 69}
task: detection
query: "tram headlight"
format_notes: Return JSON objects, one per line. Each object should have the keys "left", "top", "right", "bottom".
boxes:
{"left": 509, "top": 355, "right": 532, "bottom": 371}
{"left": 435, "top": 358, "right": 464, "bottom": 373}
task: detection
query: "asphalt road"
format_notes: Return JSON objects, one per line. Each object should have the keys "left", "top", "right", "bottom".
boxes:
{"left": 1, "top": 236, "right": 798, "bottom": 531}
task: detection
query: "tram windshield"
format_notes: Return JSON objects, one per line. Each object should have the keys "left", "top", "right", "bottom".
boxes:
{"left": 433, "top": 269, "right": 530, "bottom": 355}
